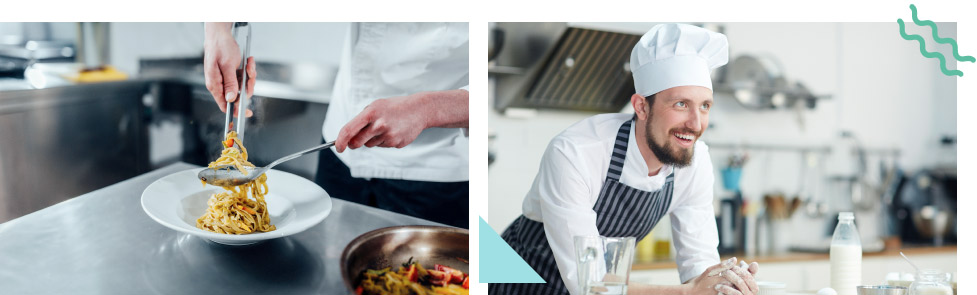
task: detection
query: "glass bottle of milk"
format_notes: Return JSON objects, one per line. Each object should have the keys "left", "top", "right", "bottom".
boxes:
{"left": 830, "top": 212, "right": 862, "bottom": 295}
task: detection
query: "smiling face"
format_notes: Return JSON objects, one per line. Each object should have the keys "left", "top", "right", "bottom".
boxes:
{"left": 641, "top": 86, "right": 713, "bottom": 167}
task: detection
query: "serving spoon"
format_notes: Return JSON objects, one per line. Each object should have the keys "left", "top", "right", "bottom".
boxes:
{"left": 198, "top": 141, "right": 335, "bottom": 187}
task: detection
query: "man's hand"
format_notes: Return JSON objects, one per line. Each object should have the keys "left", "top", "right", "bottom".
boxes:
{"left": 203, "top": 22, "right": 255, "bottom": 117}
{"left": 335, "top": 89, "right": 468, "bottom": 153}
{"left": 335, "top": 95, "right": 428, "bottom": 152}
{"left": 685, "top": 258, "right": 743, "bottom": 295}
{"left": 684, "top": 257, "right": 760, "bottom": 295}
{"left": 717, "top": 259, "right": 759, "bottom": 295}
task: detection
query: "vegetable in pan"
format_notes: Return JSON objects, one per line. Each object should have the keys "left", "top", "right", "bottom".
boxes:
{"left": 356, "top": 258, "right": 469, "bottom": 295}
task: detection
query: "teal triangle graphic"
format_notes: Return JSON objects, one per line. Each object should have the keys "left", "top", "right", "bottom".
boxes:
{"left": 479, "top": 216, "right": 545, "bottom": 283}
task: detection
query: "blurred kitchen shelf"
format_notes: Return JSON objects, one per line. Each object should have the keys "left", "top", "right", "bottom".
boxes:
{"left": 707, "top": 142, "right": 900, "bottom": 157}
{"left": 138, "top": 57, "right": 335, "bottom": 103}
{"left": 631, "top": 245, "right": 956, "bottom": 270}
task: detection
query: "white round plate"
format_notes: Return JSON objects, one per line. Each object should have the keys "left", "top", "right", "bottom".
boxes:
{"left": 141, "top": 168, "right": 332, "bottom": 245}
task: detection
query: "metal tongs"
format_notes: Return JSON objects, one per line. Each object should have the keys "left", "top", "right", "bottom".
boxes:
{"left": 223, "top": 22, "right": 252, "bottom": 147}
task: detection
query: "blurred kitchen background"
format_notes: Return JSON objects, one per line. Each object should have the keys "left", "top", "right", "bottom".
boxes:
{"left": 487, "top": 22, "right": 956, "bottom": 290}
{"left": 0, "top": 22, "right": 349, "bottom": 223}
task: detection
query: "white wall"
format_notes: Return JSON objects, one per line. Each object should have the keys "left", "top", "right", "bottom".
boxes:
{"left": 487, "top": 22, "right": 958, "bottom": 233}
{"left": 109, "top": 22, "right": 204, "bottom": 74}
{"left": 108, "top": 22, "right": 349, "bottom": 75}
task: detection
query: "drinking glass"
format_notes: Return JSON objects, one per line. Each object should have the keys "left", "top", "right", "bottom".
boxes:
{"left": 574, "top": 236, "right": 636, "bottom": 295}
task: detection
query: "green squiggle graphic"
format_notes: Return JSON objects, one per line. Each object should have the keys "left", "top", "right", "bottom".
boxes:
{"left": 910, "top": 4, "right": 976, "bottom": 62}
{"left": 898, "top": 19, "right": 963, "bottom": 77}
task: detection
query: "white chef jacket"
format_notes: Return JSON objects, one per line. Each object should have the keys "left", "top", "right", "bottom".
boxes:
{"left": 521, "top": 113, "right": 720, "bottom": 294}
{"left": 322, "top": 22, "right": 469, "bottom": 182}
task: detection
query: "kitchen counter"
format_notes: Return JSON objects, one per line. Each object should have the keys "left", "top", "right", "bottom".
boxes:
{"left": 633, "top": 245, "right": 957, "bottom": 270}
{"left": 0, "top": 162, "right": 445, "bottom": 294}
{"left": 631, "top": 246, "right": 956, "bottom": 290}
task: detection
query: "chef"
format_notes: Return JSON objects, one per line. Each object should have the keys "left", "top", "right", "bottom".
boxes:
{"left": 489, "top": 24, "right": 759, "bottom": 295}
{"left": 203, "top": 23, "right": 469, "bottom": 228}
{"left": 317, "top": 23, "right": 470, "bottom": 229}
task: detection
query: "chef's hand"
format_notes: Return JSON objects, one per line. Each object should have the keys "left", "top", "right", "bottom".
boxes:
{"left": 719, "top": 258, "right": 759, "bottom": 295}
{"left": 685, "top": 257, "right": 759, "bottom": 295}
{"left": 204, "top": 22, "right": 255, "bottom": 117}
{"left": 684, "top": 258, "right": 742, "bottom": 295}
{"left": 335, "top": 89, "right": 469, "bottom": 153}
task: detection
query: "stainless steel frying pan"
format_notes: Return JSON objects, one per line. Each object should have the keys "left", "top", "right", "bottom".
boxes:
{"left": 340, "top": 225, "right": 469, "bottom": 294}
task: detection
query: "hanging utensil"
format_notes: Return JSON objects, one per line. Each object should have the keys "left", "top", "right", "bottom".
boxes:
{"left": 803, "top": 151, "right": 828, "bottom": 218}
{"left": 846, "top": 132, "right": 880, "bottom": 211}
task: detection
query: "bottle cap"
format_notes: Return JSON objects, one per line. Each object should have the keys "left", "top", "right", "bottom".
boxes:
{"left": 838, "top": 212, "right": 854, "bottom": 220}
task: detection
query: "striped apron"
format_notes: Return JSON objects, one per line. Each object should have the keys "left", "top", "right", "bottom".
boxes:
{"left": 490, "top": 120, "right": 675, "bottom": 295}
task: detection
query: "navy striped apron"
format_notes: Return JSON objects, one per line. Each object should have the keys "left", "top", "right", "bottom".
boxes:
{"left": 490, "top": 120, "right": 675, "bottom": 295}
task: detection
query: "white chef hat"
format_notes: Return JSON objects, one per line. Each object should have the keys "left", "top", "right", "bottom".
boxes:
{"left": 630, "top": 23, "right": 729, "bottom": 97}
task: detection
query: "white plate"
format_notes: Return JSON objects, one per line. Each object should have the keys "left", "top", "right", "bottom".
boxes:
{"left": 141, "top": 168, "right": 332, "bottom": 245}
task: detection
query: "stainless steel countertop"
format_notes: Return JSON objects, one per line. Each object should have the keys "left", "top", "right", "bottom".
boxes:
{"left": 0, "top": 162, "right": 443, "bottom": 294}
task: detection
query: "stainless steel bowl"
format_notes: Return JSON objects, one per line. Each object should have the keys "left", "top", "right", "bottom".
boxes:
{"left": 340, "top": 225, "right": 469, "bottom": 294}
{"left": 857, "top": 285, "right": 908, "bottom": 295}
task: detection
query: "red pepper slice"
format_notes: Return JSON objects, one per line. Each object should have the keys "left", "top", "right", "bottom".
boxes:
{"left": 427, "top": 270, "right": 450, "bottom": 287}
{"left": 462, "top": 276, "right": 469, "bottom": 289}
{"left": 433, "top": 264, "right": 467, "bottom": 285}
{"left": 435, "top": 264, "right": 465, "bottom": 284}
{"left": 428, "top": 270, "right": 447, "bottom": 281}
{"left": 355, "top": 286, "right": 363, "bottom": 295}
{"left": 405, "top": 264, "right": 418, "bottom": 282}
{"left": 450, "top": 270, "right": 464, "bottom": 284}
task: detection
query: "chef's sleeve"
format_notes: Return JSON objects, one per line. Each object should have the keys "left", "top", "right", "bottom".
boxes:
{"left": 535, "top": 137, "right": 600, "bottom": 295}
{"left": 669, "top": 143, "right": 721, "bottom": 283}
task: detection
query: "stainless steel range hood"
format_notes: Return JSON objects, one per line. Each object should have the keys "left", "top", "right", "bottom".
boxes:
{"left": 490, "top": 23, "right": 642, "bottom": 113}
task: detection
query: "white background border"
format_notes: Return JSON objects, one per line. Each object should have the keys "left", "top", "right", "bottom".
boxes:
{"left": 6, "top": 0, "right": 969, "bottom": 294}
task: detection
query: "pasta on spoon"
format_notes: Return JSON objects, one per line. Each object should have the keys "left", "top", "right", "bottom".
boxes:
{"left": 196, "top": 131, "right": 275, "bottom": 234}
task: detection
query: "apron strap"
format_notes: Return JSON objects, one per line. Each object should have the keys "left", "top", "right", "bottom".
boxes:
{"left": 605, "top": 120, "right": 632, "bottom": 181}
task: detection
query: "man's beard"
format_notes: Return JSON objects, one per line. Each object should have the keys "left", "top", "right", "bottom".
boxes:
{"left": 645, "top": 121, "right": 699, "bottom": 168}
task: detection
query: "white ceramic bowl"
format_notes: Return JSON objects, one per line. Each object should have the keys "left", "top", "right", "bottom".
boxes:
{"left": 141, "top": 168, "right": 332, "bottom": 245}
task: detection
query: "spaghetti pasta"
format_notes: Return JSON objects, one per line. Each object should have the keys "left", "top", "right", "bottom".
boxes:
{"left": 196, "top": 131, "right": 276, "bottom": 234}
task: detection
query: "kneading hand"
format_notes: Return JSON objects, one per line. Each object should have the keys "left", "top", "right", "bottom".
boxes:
{"left": 686, "top": 258, "right": 742, "bottom": 295}
{"left": 715, "top": 259, "right": 759, "bottom": 295}
{"left": 686, "top": 257, "right": 760, "bottom": 295}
